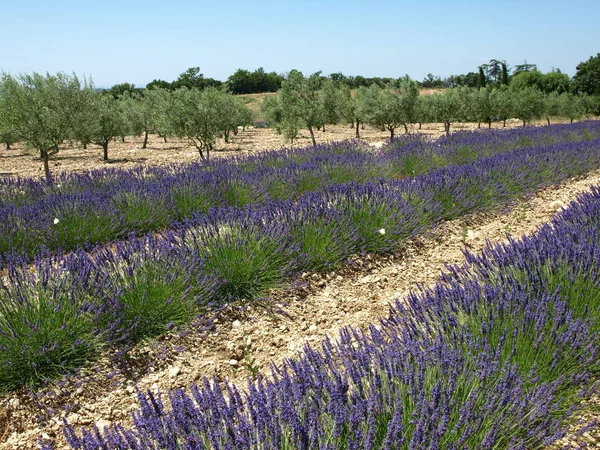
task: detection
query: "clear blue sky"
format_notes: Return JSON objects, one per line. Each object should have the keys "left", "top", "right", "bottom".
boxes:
{"left": 1, "top": 0, "right": 598, "bottom": 88}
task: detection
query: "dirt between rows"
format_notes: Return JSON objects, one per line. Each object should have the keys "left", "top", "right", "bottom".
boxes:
{"left": 1, "top": 165, "right": 599, "bottom": 448}
{"left": 0, "top": 119, "right": 576, "bottom": 179}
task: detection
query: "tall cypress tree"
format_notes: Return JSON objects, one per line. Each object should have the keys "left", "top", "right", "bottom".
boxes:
{"left": 478, "top": 67, "right": 487, "bottom": 89}
{"left": 501, "top": 63, "right": 509, "bottom": 85}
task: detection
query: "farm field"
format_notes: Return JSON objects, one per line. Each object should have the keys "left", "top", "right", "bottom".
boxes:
{"left": 1, "top": 122, "right": 600, "bottom": 448}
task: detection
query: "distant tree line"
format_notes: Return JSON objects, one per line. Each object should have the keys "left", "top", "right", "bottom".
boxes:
{"left": 94, "top": 53, "right": 600, "bottom": 100}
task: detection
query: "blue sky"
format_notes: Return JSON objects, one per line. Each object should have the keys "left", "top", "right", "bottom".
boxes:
{"left": 1, "top": 0, "right": 598, "bottom": 88}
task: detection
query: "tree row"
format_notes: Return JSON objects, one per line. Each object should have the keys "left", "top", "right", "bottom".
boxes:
{"left": 0, "top": 73, "right": 254, "bottom": 178}
{"left": 261, "top": 71, "right": 597, "bottom": 144}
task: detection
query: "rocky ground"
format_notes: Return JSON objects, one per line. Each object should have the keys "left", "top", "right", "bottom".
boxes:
{"left": 1, "top": 162, "right": 599, "bottom": 448}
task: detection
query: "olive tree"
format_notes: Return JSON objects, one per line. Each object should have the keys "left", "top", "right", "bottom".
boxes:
{"left": 261, "top": 71, "right": 324, "bottom": 145}
{"left": 512, "top": 87, "right": 545, "bottom": 126}
{"left": 558, "top": 93, "right": 586, "bottom": 123}
{"left": 428, "top": 89, "right": 462, "bottom": 134}
{"left": 338, "top": 85, "right": 362, "bottom": 137}
{"left": 88, "top": 94, "right": 125, "bottom": 161}
{"left": 214, "top": 93, "right": 254, "bottom": 142}
{"left": 120, "top": 90, "right": 163, "bottom": 149}
{"left": 543, "top": 91, "right": 561, "bottom": 125}
{"left": 0, "top": 72, "right": 92, "bottom": 179}
{"left": 0, "top": 130, "right": 16, "bottom": 150}
{"left": 283, "top": 71, "right": 324, "bottom": 146}
{"left": 0, "top": 97, "right": 16, "bottom": 149}
{"left": 397, "top": 79, "right": 420, "bottom": 133}
{"left": 489, "top": 86, "right": 515, "bottom": 127}
{"left": 161, "top": 87, "right": 239, "bottom": 161}
{"left": 357, "top": 81, "right": 419, "bottom": 138}
{"left": 320, "top": 79, "right": 342, "bottom": 131}
{"left": 581, "top": 95, "right": 600, "bottom": 118}
{"left": 415, "top": 94, "right": 434, "bottom": 129}
{"left": 357, "top": 85, "right": 389, "bottom": 135}
{"left": 470, "top": 87, "right": 494, "bottom": 128}
{"left": 261, "top": 94, "right": 301, "bottom": 143}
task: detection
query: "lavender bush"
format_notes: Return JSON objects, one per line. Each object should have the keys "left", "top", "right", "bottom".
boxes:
{"left": 57, "top": 186, "right": 600, "bottom": 449}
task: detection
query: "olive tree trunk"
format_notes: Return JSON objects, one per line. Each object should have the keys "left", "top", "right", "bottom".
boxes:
{"left": 40, "top": 147, "right": 51, "bottom": 180}
{"left": 308, "top": 126, "right": 316, "bottom": 146}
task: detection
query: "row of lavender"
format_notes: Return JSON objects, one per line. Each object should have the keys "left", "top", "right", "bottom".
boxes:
{"left": 2, "top": 122, "right": 599, "bottom": 259}
{"left": 55, "top": 179, "right": 600, "bottom": 448}
{"left": 2, "top": 136, "right": 600, "bottom": 393}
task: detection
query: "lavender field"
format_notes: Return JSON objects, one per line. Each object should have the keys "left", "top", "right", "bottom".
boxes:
{"left": 59, "top": 185, "right": 600, "bottom": 449}
{"left": 1, "top": 122, "right": 600, "bottom": 448}
{"left": 1, "top": 122, "right": 599, "bottom": 260}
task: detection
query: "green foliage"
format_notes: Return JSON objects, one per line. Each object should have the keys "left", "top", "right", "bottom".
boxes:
{"left": 510, "top": 70, "right": 544, "bottom": 91}
{"left": 337, "top": 84, "right": 360, "bottom": 126}
{"left": 469, "top": 87, "right": 494, "bottom": 126}
{"left": 320, "top": 79, "right": 342, "bottom": 126}
{"left": 48, "top": 204, "right": 122, "bottom": 252}
{"left": 501, "top": 62, "right": 509, "bottom": 85}
{"left": 489, "top": 86, "right": 515, "bottom": 126}
{"left": 343, "top": 198, "right": 413, "bottom": 254}
{"left": 510, "top": 68, "right": 570, "bottom": 95}
{"left": 358, "top": 85, "right": 398, "bottom": 137}
{"left": 293, "top": 216, "right": 354, "bottom": 271}
{"left": 88, "top": 94, "right": 126, "bottom": 160}
{"left": 171, "top": 67, "right": 222, "bottom": 90}
{"left": 477, "top": 67, "right": 486, "bottom": 89}
{"left": 542, "top": 70, "right": 571, "bottom": 94}
{"left": 113, "top": 191, "right": 171, "bottom": 233}
{"left": 227, "top": 67, "right": 283, "bottom": 94}
{"left": 0, "top": 101, "right": 16, "bottom": 149}
{"left": 544, "top": 91, "right": 561, "bottom": 124}
{"left": 512, "top": 87, "right": 546, "bottom": 126}
{"left": 582, "top": 95, "right": 600, "bottom": 116}
{"left": 161, "top": 87, "right": 251, "bottom": 160}
{"left": 215, "top": 93, "right": 254, "bottom": 143}
{"left": 424, "top": 89, "right": 462, "bottom": 133}
{"left": 357, "top": 81, "right": 419, "bottom": 138}
{"left": 171, "top": 184, "right": 216, "bottom": 220}
{"left": 513, "top": 61, "right": 538, "bottom": 75}
{"left": 385, "top": 152, "right": 436, "bottom": 178}
{"left": 262, "top": 71, "right": 325, "bottom": 145}
{"left": 421, "top": 73, "right": 444, "bottom": 88}
{"left": 105, "top": 82, "right": 141, "bottom": 99}
{"left": 558, "top": 92, "right": 586, "bottom": 123}
{"left": 572, "top": 53, "right": 600, "bottom": 96}
{"left": 119, "top": 89, "right": 164, "bottom": 148}
{"left": 261, "top": 94, "right": 300, "bottom": 142}
{"left": 222, "top": 179, "right": 264, "bottom": 207}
